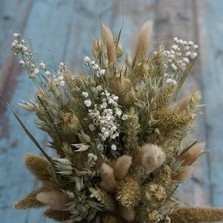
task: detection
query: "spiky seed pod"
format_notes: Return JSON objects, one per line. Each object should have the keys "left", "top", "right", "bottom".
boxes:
{"left": 102, "top": 24, "right": 116, "bottom": 63}
{"left": 36, "top": 190, "right": 69, "bottom": 210}
{"left": 154, "top": 109, "right": 193, "bottom": 135}
{"left": 154, "top": 165, "right": 172, "bottom": 186}
{"left": 14, "top": 185, "right": 59, "bottom": 209}
{"left": 156, "top": 83, "right": 176, "bottom": 110}
{"left": 25, "top": 154, "right": 51, "bottom": 181}
{"left": 99, "top": 163, "right": 116, "bottom": 192}
{"left": 143, "top": 183, "right": 167, "bottom": 208}
{"left": 44, "top": 209, "right": 71, "bottom": 222}
{"left": 89, "top": 187, "right": 116, "bottom": 212}
{"left": 113, "top": 155, "right": 132, "bottom": 180}
{"left": 136, "top": 144, "right": 166, "bottom": 174}
{"left": 109, "top": 76, "right": 131, "bottom": 96}
{"left": 170, "top": 207, "right": 223, "bottom": 223}
{"left": 123, "top": 107, "right": 140, "bottom": 155}
{"left": 179, "top": 142, "right": 205, "bottom": 165}
{"left": 133, "top": 21, "right": 153, "bottom": 61}
{"left": 173, "top": 165, "right": 193, "bottom": 182}
{"left": 119, "top": 205, "right": 135, "bottom": 222}
{"left": 14, "top": 188, "right": 47, "bottom": 209}
{"left": 116, "top": 176, "right": 141, "bottom": 208}
{"left": 57, "top": 113, "right": 80, "bottom": 135}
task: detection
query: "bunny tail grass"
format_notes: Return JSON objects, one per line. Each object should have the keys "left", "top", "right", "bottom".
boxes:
{"left": 170, "top": 207, "right": 223, "bottom": 223}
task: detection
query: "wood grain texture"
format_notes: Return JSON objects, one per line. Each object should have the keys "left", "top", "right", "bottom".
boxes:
{"left": 0, "top": 0, "right": 223, "bottom": 222}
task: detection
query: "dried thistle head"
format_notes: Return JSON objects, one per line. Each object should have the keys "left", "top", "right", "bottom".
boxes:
{"left": 116, "top": 176, "right": 141, "bottom": 208}
{"left": 143, "top": 183, "right": 167, "bottom": 208}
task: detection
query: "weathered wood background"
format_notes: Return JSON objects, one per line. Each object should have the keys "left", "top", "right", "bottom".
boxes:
{"left": 0, "top": 0, "right": 223, "bottom": 222}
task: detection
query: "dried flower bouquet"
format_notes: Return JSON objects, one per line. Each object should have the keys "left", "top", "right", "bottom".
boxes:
{"left": 11, "top": 21, "right": 223, "bottom": 223}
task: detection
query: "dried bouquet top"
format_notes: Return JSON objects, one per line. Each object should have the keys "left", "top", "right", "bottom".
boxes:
{"left": 11, "top": 21, "right": 223, "bottom": 223}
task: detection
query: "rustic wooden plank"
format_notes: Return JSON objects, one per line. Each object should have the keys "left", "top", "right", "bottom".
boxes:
{"left": 197, "top": 0, "right": 223, "bottom": 207}
{"left": 155, "top": 0, "right": 211, "bottom": 206}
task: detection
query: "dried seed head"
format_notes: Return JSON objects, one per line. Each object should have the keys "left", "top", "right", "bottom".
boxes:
{"left": 116, "top": 176, "right": 141, "bottom": 208}
{"left": 143, "top": 183, "right": 167, "bottom": 207}
{"left": 57, "top": 113, "right": 80, "bottom": 135}
{"left": 138, "top": 144, "right": 166, "bottom": 174}
{"left": 109, "top": 76, "right": 131, "bottom": 96}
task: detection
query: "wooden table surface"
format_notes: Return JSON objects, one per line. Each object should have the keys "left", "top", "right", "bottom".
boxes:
{"left": 0, "top": 0, "right": 223, "bottom": 222}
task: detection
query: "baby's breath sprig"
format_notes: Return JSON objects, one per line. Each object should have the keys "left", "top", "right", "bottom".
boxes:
{"left": 11, "top": 33, "right": 51, "bottom": 85}
{"left": 163, "top": 37, "right": 198, "bottom": 84}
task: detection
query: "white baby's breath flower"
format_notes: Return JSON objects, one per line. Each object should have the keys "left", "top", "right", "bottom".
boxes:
{"left": 111, "top": 144, "right": 117, "bottom": 151}
{"left": 19, "top": 60, "right": 25, "bottom": 66}
{"left": 121, "top": 114, "right": 128, "bottom": 120}
{"left": 33, "top": 68, "right": 40, "bottom": 75}
{"left": 96, "top": 85, "right": 102, "bottom": 91}
{"left": 82, "top": 92, "right": 89, "bottom": 98}
{"left": 190, "top": 52, "right": 198, "bottom": 59}
{"left": 88, "top": 124, "right": 95, "bottom": 131}
{"left": 40, "top": 62, "right": 46, "bottom": 69}
{"left": 84, "top": 99, "right": 92, "bottom": 107}
{"left": 84, "top": 56, "right": 90, "bottom": 64}
{"left": 45, "top": 70, "right": 51, "bottom": 75}
{"left": 92, "top": 64, "right": 99, "bottom": 70}
{"left": 13, "top": 33, "right": 20, "bottom": 38}
{"left": 166, "top": 78, "right": 177, "bottom": 85}
{"left": 88, "top": 153, "right": 97, "bottom": 161}
{"left": 99, "top": 69, "right": 106, "bottom": 75}
{"left": 60, "top": 80, "right": 65, "bottom": 86}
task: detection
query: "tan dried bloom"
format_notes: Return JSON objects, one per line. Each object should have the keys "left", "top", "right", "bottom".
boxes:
{"left": 173, "top": 165, "right": 193, "bottom": 182}
{"left": 102, "top": 24, "right": 116, "bottom": 63}
{"left": 99, "top": 163, "right": 116, "bottom": 192}
{"left": 113, "top": 155, "right": 132, "bottom": 180}
{"left": 137, "top": 144, "right": 166, "bottom": 174}
{"left": 36, "top": 190, "right": 69, "bottom": 210}
{"left": 133, "top": 21, "right": 153, "bottom": 61}
{"left": 119, "top": 205, "right": 136, "bottom": 222}
{"left": 109, "top": 76, "right": 131, "bottom": 96}
{"left": 179, "top": 142, "right": 205, "bottom": 165}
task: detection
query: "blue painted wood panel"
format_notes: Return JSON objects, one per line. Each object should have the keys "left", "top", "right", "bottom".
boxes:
{"left": 0, "top": 0, "right": 223, "bottom": 222}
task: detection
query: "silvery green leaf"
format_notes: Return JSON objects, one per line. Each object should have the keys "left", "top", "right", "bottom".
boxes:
{"left": 53, "top": 157, "right": 72, "bottom": 165}
{"left": 58, "top": 170, "right": 73, "bottom": 175}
